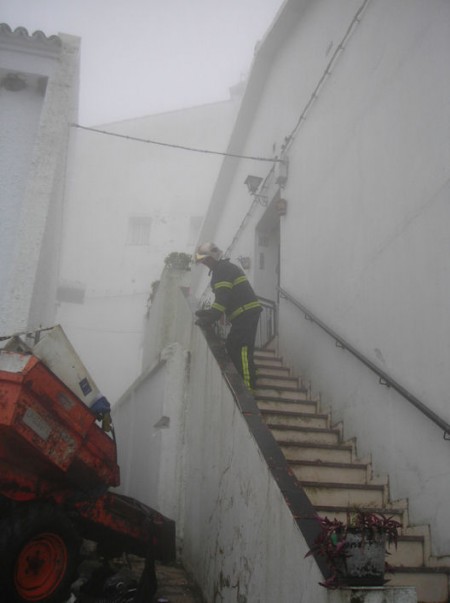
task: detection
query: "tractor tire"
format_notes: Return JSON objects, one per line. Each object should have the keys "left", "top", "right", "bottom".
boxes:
{"left": 0, "top": 502, "right": 80, "bottom": 602}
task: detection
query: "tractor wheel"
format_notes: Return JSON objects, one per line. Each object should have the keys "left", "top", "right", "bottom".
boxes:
{"left": 0, "top": 503, "right": 80, "bottom": 602}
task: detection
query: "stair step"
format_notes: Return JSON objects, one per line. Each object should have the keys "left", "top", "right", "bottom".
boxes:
{"left": 254, "top": 388, "right": 310, "bottom": 402}
{"left": 281, "top": 441, "right": 354, "bottom": 463}
{"left": 254, "top": 358, "right": 284, "bottom": 370}
{"left": 312, "top": 505, "right": 407, "bottom": 528}
{"left": 269, "top": 425, "right": 340, "bottom": 446}
{"left": 256, "top": 345, "right": 450, "bottom": 601}
{"left": 303, "top": 481, "right": 386, "bottom": 507}
{"left": 386, "top": 567, "right": 450, "bottom": 603}
{"left": 256, "top": 376, "right": 299, "bottom": 390}
{"left": 256, "top": 366, "right": 291, "bottom": 378}
{"left": 254, "top": 349, "right": 278, "bottom": 359}
{"left": 261, "top": 409, "right": 328, "bottom": 429}
{"left": 388, "top": 535, "right": 425, "bottom": 567}
{"left": 257, "top": 399, "right": 318, "bottom": 414}
{"left": 290, "top": 460, "right": 368, "bottom": 484}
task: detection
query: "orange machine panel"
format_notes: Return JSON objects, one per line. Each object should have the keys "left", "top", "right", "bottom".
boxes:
{"left": 0, "top": 352, "right": 120, "bottom": 495}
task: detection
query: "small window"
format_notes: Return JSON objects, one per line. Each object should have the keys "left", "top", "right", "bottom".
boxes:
{"left": 127, "top": 216, "right": 152, "bottom": 246}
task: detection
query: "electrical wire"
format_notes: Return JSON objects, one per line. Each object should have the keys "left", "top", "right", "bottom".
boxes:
{"left": 71, "top": 123, "right": 283, "bottom": 164}
{"left": 284, "top": 0, "right": 371, "bottom": 147}
{"left": 224, "top": 0, "right": 372, "bottom": 259}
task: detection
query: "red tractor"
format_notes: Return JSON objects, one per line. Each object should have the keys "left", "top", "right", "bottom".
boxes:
{"left": 0, "top": 349, "right": 175, "bottom": 602}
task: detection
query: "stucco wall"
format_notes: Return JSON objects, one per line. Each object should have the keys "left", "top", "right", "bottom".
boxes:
{"left": 0, "top": 27, "right": 80, "bottom": 335}
{"left": 112, "top": 269, "right": 329, "bottom": 602}
{"left": 142, "top": 267, "right": 192, "bottom": 372}
{"left": 57, "top": 97, "right": 240, "bottom": 402}
{"left": 278, "top": 0, "right": 450, "bottom": 556}
{"left": 191, "top": 0, "right": 450, "bottom": 556}
{"left": 113, "top": 267, "right": 195, "bottom": 539}
{"left": 0, "top": 78, "right": 43, "bottom": 300}
{"left": 183, "top": 325, "right": 327, "bottom": 603}
{"left": 113, "top": 344, "right": 189, "bottom": 537}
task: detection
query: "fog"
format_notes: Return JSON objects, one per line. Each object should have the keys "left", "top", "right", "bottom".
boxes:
{"left": 1, "top": 0, "right": 285, "bottom": 124}
{"left": 1, "top": 0, "right": 285, "bottom": 399}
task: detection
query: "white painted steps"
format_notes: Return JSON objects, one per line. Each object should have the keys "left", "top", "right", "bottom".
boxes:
{"left": 253, "top": 349, "right": 450, "bottom": 603}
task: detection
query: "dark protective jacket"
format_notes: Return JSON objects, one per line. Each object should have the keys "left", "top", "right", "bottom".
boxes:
{"left": 201, "top": 259, "right": 261, "bottom": 323}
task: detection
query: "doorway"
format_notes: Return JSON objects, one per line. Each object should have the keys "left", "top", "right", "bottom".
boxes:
{"left": 254, "top": 199, "right": 281, "bottom": 347}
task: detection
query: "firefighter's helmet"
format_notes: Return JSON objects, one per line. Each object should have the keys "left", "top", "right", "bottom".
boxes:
{"left": 194, "top": 242, "right": 223, "bottom": 263}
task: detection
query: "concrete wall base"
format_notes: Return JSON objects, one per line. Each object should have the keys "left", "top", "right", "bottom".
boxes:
{"left": 328, "top": 586, "right": 417, "bottom": 603}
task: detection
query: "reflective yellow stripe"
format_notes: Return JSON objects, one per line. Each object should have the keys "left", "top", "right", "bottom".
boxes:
{"left": 241, "top": 345, "right": 251, "bottom": 390}
{"left": 212, "top": 302, "right": 226, "bottom": 312}
{"left": 214, "top": 276, "right": 247, "bottom": 290}
{"left": 214, "top": 280, "right": 232, "bottom": 290}
{"left": 229, "top": 301, "right": 261, "bottom": 321}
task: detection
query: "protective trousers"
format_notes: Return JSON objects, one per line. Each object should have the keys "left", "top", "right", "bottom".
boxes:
{"left": 225, "top": 310, "right": 261, "bottom": 391}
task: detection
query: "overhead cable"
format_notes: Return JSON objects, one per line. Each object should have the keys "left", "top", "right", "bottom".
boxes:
{"left": 218, "top": 0, "right": 371, "bottom": 271}
{"left": 285, "top": 0, "right": 372, "bottom": 146}
{"left": 71, "top": 123, "right": 282, "bottom": 164}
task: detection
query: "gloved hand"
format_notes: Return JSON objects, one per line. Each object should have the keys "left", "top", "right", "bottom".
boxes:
{"left": 195, "top": 316, "right": 211, "bottom": 327}
{"left": 91, "top": 395, "right": 112, "bottom": 432}
{"left": 195, "top": 309, "right": 210, "bottom": 318}
{"left": 91, "top": 395, "right": 111, "bottom": 415}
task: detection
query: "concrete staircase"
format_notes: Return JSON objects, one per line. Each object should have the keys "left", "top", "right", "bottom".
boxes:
{"left": 254, "top": 348, "right": 450, "bottom": 603}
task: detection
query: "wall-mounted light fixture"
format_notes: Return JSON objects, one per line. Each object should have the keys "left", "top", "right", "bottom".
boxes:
{"left": 244, "top": 175, "right": 268, "bottom": 206}
{"left": 276, "top": 198, "right": 288, "bottom": 216}
{"left": 244, "top": 175, "right": 263, "bottom": 194}
{"left": 276, "top": 158, "right": 289, "bottom": 187}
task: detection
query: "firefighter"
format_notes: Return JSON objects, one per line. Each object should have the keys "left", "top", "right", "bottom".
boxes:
{"left": 194, "top": 242, "right": 262, "bottom": 392}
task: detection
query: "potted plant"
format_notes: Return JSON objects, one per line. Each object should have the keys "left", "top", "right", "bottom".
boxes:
{"left": 305, "top": 511, "right": 401, "bottom": 589}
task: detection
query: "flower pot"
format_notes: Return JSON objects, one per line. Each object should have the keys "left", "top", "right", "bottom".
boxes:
{"left": 336, "top": 529, "right": 386, "bottom": 587}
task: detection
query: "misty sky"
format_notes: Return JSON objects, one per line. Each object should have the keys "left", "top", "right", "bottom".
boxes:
{"left": 1, "top": 0, "right": 285, "bottom": 125}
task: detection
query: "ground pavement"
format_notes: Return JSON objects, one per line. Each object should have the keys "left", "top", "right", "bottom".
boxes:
{"left": 153, "top": 562, "right": 204, "bottom": 603}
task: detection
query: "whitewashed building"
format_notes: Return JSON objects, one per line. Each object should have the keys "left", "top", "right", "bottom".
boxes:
{"left": 114, "top": 1, "right": 450, "bottom": 601}
{"left": 57, "top": 92, "right": 242, "bottom": 401}
{"left": 0, "top": 24, "right": 80, "bottom": 336}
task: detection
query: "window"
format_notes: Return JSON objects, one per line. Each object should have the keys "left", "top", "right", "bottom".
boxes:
{"left": 127, "top": 216, "right": 152, "bottom": 246}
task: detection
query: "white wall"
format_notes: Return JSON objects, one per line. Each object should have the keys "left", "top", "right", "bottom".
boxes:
{"left": 112, "top": 268, "right": 329, "bottom": 602}
{"left": 113, "top": 344, "right": 189, "bottom": 538}
{"left": 183, "top": 325, "right": 327, "bottom": 603}
{"left": 279, "top": 0, "right": 450, "bottom": 556}
{"left": 0, "top": 26, "right": 80, "bottom": 335}
{"left": 0, "top": 75, "right": 42, "bottom": 298}
{"left": 142, "top": 267, "right": 192, "bottom": 372}
{"left": 57, "top": 97, "right": 240, "bottom": 402}
{"left": 113, "top": 267, "right": 193, "bottom": 540}
{"left": 191, "top": 0, "right": 450, "bottom": 556}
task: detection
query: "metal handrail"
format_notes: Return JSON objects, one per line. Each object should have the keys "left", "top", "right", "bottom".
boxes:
{"left": 256, "top": 295, "right": 277, "bottom": 349}
{"left": 278, "top": 286, "right": 450, "bottom": 439}
{"left": 210, "top": 295, "right": 277, "bottom": 349}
